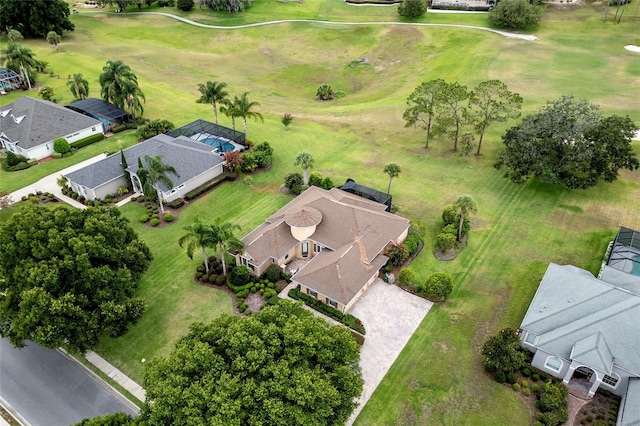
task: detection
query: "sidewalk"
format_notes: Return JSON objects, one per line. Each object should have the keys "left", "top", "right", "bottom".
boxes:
{"left": 85, "top": 351, "right": 146, "bottom": 403}
{"left": 7, "top": 153, "right": 108, "bottom": 209}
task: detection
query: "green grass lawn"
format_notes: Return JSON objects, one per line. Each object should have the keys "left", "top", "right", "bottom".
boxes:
{"left": 2, "top": 3, "right": 640, "bottom": 424}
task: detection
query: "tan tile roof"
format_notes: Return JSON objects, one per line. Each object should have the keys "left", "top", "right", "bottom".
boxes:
{"left": 241, "top": 186, "right": 410, "bottom": 303}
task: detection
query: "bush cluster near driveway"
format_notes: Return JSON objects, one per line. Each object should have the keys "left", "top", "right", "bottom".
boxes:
{"left": 288, "top": 286, "right": 366, "bottom": 335}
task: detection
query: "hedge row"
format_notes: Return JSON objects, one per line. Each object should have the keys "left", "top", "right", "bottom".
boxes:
{"left": 70, "top": 133, "right": 105, "bottom": 149}
{"left": 2, "top": 160, "right": 30, "bottom": 172}
{"left": 111, "top": 124, "right": 127, "bottom": 133}
{"left": 288, "top": 287, "right": 366, "bottom": 335}
{"left": 184, "top": 172, "right": 237, "bottom": 201}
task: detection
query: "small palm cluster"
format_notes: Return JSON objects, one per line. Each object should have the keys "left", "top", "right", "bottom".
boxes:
{"left": 196, "top": 81, "right": 263, "bottom": 137}
{"left": 100, "top": 60, "right": 146, "bottom": 120}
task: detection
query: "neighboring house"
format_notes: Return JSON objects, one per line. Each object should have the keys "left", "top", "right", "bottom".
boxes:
{"left": 64, "top": 133, "right": 225, "bottom": 202}
{"left": 66, "top": 98, "right": 129, "bottom": 133}
{"left": 235, "top": 186, "right": 410, "bottom": 313}
{"left": 0, "top": 97, "right": 103, "bottom": 160}
{"left": 520, "top": 227, "right": 640, "bottom": 426}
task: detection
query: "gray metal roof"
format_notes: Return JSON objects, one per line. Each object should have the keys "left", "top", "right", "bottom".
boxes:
{"left": 0, "top": 97, "right": 101, "bottom": 149}
{"left": 521, "top": 263, "right": 640, "bottom": 376}
{"left": 65, "top": 134, "right": 223, "bottom": 191}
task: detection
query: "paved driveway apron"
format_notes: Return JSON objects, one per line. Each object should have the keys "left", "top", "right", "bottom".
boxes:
{"left": 347, "top": 279, "right": 433, "bottom": 425}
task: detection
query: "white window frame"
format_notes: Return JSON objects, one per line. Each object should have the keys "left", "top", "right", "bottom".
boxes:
{"left": 308, "top": 289, "right": 318, "bottom": 298}
{"left": 327, "top": 298, "right": 337, "bottom": 308}
{"left": 602, "top": 373, "right": 620, "bottom": 388}
{"left": 544, "top": 356, "right": 563, "bottom": 372}
{"left": 524, "top": 332, "right": 537, "bottom": 345}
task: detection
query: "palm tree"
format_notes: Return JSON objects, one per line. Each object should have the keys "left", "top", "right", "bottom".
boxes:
{"left": 46, "top": 31, "right": 61, "bottom": 51}
{"left": 229, "top": 92, "right": 263, "bottom": 137}
{"left": 99, "top": 60, "right": 139, "bottom": 109}
{"left": 195, "top": 81, "right": 228, "bottom": 124}
{"left": 123, "top": 80, "right": 146, "bottom": 120}
{"left": 453, "top": 195, "right": 477, "bottom": 242}
{"left": 383, "top": 163, "right": 401, "bottom": 194}
{"left": 67, "top": 73, "right": 90, "bottom": 100}
{"left": 141, "top": 155, "right": 179, "bottom": 215}
{"left": 210, "top": 219, "right": 244, "bottom": 276}
{"left": 220, "top": 100, "right": 238, "bottom": 131}
{"left": 294, "top": 152, "right": 315, "bottom": 186}
{"left": 1, "top": 43, "right": 36, "bottom": 90}
{"left": 179, "top": 218, "right": 216, "bottom": 275}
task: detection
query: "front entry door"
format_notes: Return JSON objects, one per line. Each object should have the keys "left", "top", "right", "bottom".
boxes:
{"left": 302, "top": 241, "right": 309, "bottom": 257}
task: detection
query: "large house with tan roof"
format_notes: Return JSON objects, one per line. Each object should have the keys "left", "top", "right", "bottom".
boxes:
{"left": 235, "top": 186, "right": 410, "bottom": 313}
{"left": 520, "top": 227, "right": 640, "bottom": 426}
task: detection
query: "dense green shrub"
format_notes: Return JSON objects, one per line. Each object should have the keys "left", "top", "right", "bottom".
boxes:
{"left": 521, "top": 380, "right": 529, "bottom": 388}
{"left": 184, "top": 172, "right": 235, "bottom": 200}
{"left": 398, "top": 0, "right": 426, "bottom": 18}
{"left": 522, "top": 388, "right": 531, "bottom": 397}
{"left": 163, "top": 213, "right": 174, "bottom": 222}
{"left": 404, "top": 234, "right": 421, "bottom": 254}
{"left": 70, "top": 133, "right": 105, "bottom": 149}
{"left": 308, "top": 172, "right": 324, "bottom": 187}
{"left": 422, "top": 271, "right": 453, "bottom": 300}
{"left": 167, "top": 198, "right": 184, "bottom": 209}
{"left": 495, "top": 371, "right": 506, "bottom": 383}
{"left": 264, "top": 264, "right": 282, "bottom": 282}
{"left": 111, "top": 124, "right": 127, "bottom": 133}
{"left": 436, "top": 232, "right": 457, "bottom": 251}
{"left": 52, "top": 152, "right": 62, "bottom": 159}
{"left": 522, "top": 368, "right": 532, "bottom": 377}
{"left": 398, "top": 268, "right": 416, "bottom": 285}
{"left": 139, "top": 214, "right": 150, "bottom": 223}
{"left": 53, "top": 137, "right": 70, "bottom": 154}
{"left": 254, "top": 142, "right": 273, "bottom": 155}
{"left": 489, "top": 0, "right": 543, "bottom": 30}
{"left": 177, "top": 0, "right": 194, "bottom": 10}
{"left": 2, "top": 152, "right": 29, "bottom": 171}
{"left": 208, "top": 275, "right": 217, "bottom": 284}
{"left": 284, "top": 172, "right": 304, "bottom": 195}
{"left": 253, "top": 151, "right": 271, "bottom": 168}
{"left": 321, "top": 177, "right": 334, "bottom": 190}
{"left": 442, "top": 204, "right": 457, "bottom": 225}
{"left": 513, "top": 383, "right": 521, "bottom": 391}
{"left": 507, "top": 372, "right": 518, "bottom": 384}
{"left": 150, "top": 218, "right": 160, "bottom": 227}
{"left": 228, "top": 266, "right": 252, "bottom": 288}
{"left": 215, "top": 275, "right": 225, "bottom": 285}
{"left": 240, "top": 153, "right": 257, "bottom": 173}
{"left": 532, "top": 373, "right": 540, "bottom": 381}
{"left": 288, "top": 287, "right": 366, "bottom": 334}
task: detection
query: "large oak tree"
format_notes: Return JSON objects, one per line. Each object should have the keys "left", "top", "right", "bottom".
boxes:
{"left": 0, "top": 205, "right": 152, "bottom": 352}
{"left": 495, "top": 95, "right": 639, "bottom": 189}
{"left": 142, "top": 301, "right": 363, "bottom": 425}
{"left": 0, "top": 0, "right": 74, "bottom": 38}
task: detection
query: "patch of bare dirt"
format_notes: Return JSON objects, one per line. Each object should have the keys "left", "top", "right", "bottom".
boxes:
{"left": 245, "top": 292, "right": 266, "bottom": 312}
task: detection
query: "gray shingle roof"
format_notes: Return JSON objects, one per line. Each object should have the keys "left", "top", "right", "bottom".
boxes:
{"left": 620, "top": 378, "right": 640, "bottom": 425}
{"left": 65, "top": 134, "right": 223, "bottom": 191}
{"left": 570, "top": 333, "right": 613, "bottom": 375}
{"left": 0, "top": 97, "right": 101, "bottom": 149}
{"left": 521, "top": 263, "right": 640, "bottom": 375}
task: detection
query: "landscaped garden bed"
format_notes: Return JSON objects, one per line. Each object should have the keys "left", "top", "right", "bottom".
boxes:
{"left": 20, "top": 191, "right": 59, "bottom": 205}
{"left": 288, "top": 286, "right": 366, "bottom": 335}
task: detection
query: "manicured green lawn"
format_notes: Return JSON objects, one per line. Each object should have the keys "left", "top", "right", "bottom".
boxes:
{"left": 1, "top": 3, "right": 639, "bottom": 423}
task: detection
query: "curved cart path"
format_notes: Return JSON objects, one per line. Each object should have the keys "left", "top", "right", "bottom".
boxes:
{"left": 91, "top": 11, "right": 538, "bottom": 40}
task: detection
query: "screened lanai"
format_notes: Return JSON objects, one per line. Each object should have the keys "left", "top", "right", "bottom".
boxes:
{"left": 0, "top": 67, "right": 22, "bottom": 91}
{"left": 167, "top": 119, "right": 246, "bottom": 146}
{"left": 340, "top": 179, "right": 392, "bottom": 211}
{"left": 607, "top": 227, "right": 640, "bottom": 276}
{"left": 66, "top": 98, "right": 128, "bottom": 131}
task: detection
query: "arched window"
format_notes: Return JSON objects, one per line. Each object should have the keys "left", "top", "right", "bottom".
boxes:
{"left": 602, "top": 373, "right": 620, "bottom": 388}
{"left": 544, "top": 356, "right": 563, "bottom": 372}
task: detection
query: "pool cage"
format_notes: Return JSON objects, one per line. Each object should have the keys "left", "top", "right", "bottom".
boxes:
{"left": 606, "top": 227, "right": 640, "bottom": 274}
{"left": 0, "top": 67, "right": 22, "bottom": 91}
{"left": 167, "top": 119, "right": 246, "bottom": 146}
{"left": 340, "top": 179, "right": 392, "bottom": 211}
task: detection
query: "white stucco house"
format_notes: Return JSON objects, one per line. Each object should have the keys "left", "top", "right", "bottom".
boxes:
{"left": 235, "top": 186, "right": 410, "bottom": 313}
{"left": 520, "top": 227, "right": 640, "bottom": 426}
{"left": 0, "top": 97, "right": 103, "bottom": 160}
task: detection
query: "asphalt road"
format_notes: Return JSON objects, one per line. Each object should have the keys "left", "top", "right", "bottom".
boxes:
{"left": 0, "top": 339, "right": 139, "bottom": 426}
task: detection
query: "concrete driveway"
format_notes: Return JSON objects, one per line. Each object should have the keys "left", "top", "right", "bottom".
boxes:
{"left": 347, "top": 279, "right": 433, "bottom": 425}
